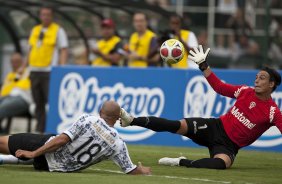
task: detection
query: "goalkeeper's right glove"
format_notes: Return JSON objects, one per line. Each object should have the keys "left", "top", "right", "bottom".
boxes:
{"left": 188, "top": 45, "right": 210, "bottom": 71}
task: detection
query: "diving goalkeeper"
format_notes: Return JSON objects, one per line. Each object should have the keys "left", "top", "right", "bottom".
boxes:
{"left": 120, "top": 45, "right": 282, "bottom": 169}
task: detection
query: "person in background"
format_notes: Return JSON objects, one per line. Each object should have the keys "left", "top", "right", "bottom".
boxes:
{"left": 91, "top": 18, "right": 124, "bottom": 66}
{"left": 22, "top": 6, "right": 68, "bottom": 133}
{"left": 0, "top": 53, "right": 32, "bottom": 133}
{"left": 127, "top": 12, "right": 159, "bottom": 67}
{"left": 215, "top": 0, "right": 238, "bottom": 56}
{"left": 231, "top": 33, "right": 259, "bottom": 62}
{"left": 167, "top": 14, "right": 198, "bottom": 69}
{"left": 226, "top": 8, "right": 252, "bottom": 44}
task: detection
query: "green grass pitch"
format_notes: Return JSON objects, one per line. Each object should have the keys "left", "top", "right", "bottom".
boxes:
{"left": 1, "top": 145, "right": 282, "bottom": 184}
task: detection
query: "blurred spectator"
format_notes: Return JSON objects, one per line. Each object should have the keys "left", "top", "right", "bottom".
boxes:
{"left": 231, "top": 33, "right": 259, "bottom": 62}
{"left": 212, "top": 32, "right": 232, "bottom": 58}
{"left": 269, "top": 18, "right": 282, "bottom": 66}
{"left": 215, "top": 0, "right": 238, "bottom": 28}
{"left": 146, "top": 0, "right": 169, "bottom": 8}
{"left": 22, "top": 6, "right": 69, "bottom": 133}
{"left": 245, "top": 0, "right": 256, "bottom": 29}
{"left": 127, "top": 12, "right": 159, "bottom": 67}
{"left": 72, "top": 45, "right": 88, "bottom": 65}
{"left": 215, "top": 0, "right": 238, "bottom": 57}
{"left": 91, "top": 19, "right": 124, "bottom": 66}
{"left": 0, "top": 53, "right": 32, "bottom": 134}
{"left": 209, "top": 32, "right": 233, "bottom": 69}
{"left": 226, "top": 8, "right": 252, "bottom": 43}
{"left": 197, "top": 30, "right": 208, "bottom": 49}
{"left": 270, "top": 0, "right": 282, "bottom": 8}
{"left": 167, "top": 14, "right": 198, "bottom": 69}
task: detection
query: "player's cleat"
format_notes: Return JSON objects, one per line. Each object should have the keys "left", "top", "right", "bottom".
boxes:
{"left": 158, "top": 156, "right": 186, "bottom": 166}
{"left": 120, "top": 108, "right": 134, "bottom": 127}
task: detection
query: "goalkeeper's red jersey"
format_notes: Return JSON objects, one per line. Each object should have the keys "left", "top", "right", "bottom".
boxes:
{"left": 206, "top": 72, "right": 282, "bottom": 148}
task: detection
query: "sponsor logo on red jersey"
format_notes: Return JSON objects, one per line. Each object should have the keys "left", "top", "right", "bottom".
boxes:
{"left": 231, "top": 106, "right": 256, "bottom": 129}
{"left": 269, "top": 106, "right": 276, "bottom": 123}
{"left": 249, "top": 102, "right": 256, "bottom": 109}
{"left": 234, "top": 86, "right": 249, "bottom": 98}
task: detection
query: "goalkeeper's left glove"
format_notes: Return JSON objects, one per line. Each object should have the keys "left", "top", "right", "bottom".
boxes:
{"left": 188, "top": 45, "right": 210, "bottom": 71}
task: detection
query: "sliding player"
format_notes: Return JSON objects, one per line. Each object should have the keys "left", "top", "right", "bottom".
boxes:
{"left": 0, "top": 101, "right": 151, "bottom": 174}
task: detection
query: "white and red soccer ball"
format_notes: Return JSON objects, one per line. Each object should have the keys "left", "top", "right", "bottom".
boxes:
{"left": 160, "top": 39, "right": 185, "bottom": 64}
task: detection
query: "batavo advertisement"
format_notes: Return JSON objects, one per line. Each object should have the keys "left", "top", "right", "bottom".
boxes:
{"left": 46, "top": 66, "right": 282, "bottom": 152}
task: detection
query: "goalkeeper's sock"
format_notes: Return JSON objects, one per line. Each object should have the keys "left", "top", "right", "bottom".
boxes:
{"left": 131, "top": 117, "right": 180, "bottom": 133}
{"left": 0, "top": 155, "right": 33, "bottom": 165}
{"left": 179, "top": 158, "right": 226, "bottom": 169}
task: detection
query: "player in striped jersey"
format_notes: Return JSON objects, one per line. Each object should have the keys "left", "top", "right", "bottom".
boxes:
{"left": 0, "top": 101, "right": 151, "bottom": 175}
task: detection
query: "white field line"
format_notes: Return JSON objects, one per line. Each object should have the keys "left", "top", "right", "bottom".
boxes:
{"left": 90, "top": 168, "right": 232, "bottom": 184}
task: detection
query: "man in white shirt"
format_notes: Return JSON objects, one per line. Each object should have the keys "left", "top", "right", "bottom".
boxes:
{"left": 0, "top": 101, "right": 151, "bottom": 175}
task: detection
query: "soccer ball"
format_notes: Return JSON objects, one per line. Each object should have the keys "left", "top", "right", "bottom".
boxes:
{"left": 160, "top": 39, "right": 184, "bottom": 64}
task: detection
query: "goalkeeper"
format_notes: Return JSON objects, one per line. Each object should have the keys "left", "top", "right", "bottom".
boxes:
{"left": 120, "top": 45, "right": 282, "bottom": 169}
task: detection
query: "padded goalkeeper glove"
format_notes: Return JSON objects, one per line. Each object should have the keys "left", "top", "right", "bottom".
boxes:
{"left": 188, "top": 45, "right": 210, "bottom": 71}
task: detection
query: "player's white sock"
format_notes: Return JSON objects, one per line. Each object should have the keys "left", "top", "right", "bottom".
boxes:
{"left": 120, "top": 108, "right": 134, "bottom": 127}
{"left": 0, "top": 155, "right": 33, "bottom": 165}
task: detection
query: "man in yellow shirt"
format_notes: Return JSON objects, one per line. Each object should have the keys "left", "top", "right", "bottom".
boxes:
{"left": 91, "top": 19, "right": 123, "bottom": 66}
{"left": 168, "top": 14, "right": 198, "bottom": 69}
{"left": 23, "top": 6, "right": 68, "bottom": 133}
{"left": 127, "top": 12, "right": 159, "bottom": 67}
{"left": 0, "top": 53, "right": 32, "bottom": 134}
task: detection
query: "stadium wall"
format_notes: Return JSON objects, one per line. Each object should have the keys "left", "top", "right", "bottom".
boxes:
{"left": 46, "top": 66, "right": 282, "bottom": 152}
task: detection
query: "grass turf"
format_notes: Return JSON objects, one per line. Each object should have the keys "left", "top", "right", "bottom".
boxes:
{"left": 1, "top": 145, "right": 282, "bottom": 184}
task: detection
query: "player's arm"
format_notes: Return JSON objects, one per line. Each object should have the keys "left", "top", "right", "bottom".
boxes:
{"left": 111, "top": 142, "right": 151, "bottom": 175}
{"left": 59, "top": 48, "right": 68, "bottom": 65}
{"left": 101, "top": 42, "right": 123, "bottom": 65}
{"left": 189, "top": 45, "right": 244, "bottom": 98}
{"left": 15, "top": 134, "right": 70, "bottom": 159}
{"left": 147, "top": 37, "right": 160, "bottom": 64}
{"left": 58, "top": 28, "right": 69, "bottom": 65}
{"left": 128, "top": 162, "right": 151, "bottom": 175}
{"left": 16, "top": 114, "right": 89, "bottom": 159}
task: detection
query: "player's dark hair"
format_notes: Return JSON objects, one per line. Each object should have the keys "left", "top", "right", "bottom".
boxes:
{"left": 261, "top": 66, "right": 281, "bottom": 92}
{"left": 133, "top": 12, "right": 153, "bottom": 31}
{"left": 39, "top": 5, "right": 54, "bottom": 14}
{"left": 169, "top": 13, "right": 185, "bottom": 29}
{"left": 170, "top": 13, "right": 183, "bottom": 23}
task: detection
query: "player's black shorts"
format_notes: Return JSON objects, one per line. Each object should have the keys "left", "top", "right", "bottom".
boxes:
{"left": 184, "top": 118, "right": 239, "bottom": 163}
{"left": 8, "top": 133, "right": 54, "bottom": 171}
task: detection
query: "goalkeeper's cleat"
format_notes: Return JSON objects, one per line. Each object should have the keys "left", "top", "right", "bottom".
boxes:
{"left": 158, "top": 156, "right": 186, "bottom": 166}
{"left": 120, "top": 108, "right": 134, "bottom": 127}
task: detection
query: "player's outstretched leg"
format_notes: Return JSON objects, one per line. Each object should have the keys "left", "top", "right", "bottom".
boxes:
{"left": 0, "top": 135, "right": 34, "bottom": 165}
{"left": 0, "top": 136, "right": 10, "bottom": 154}
{"left": 0, "top": 155, "right": 33, "bottom": 165}
{"left": 120, "top": 108, "right": 182, "bottom": 134}
{"left": 159, "top": 155, "right": 230, "bottom": 170}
